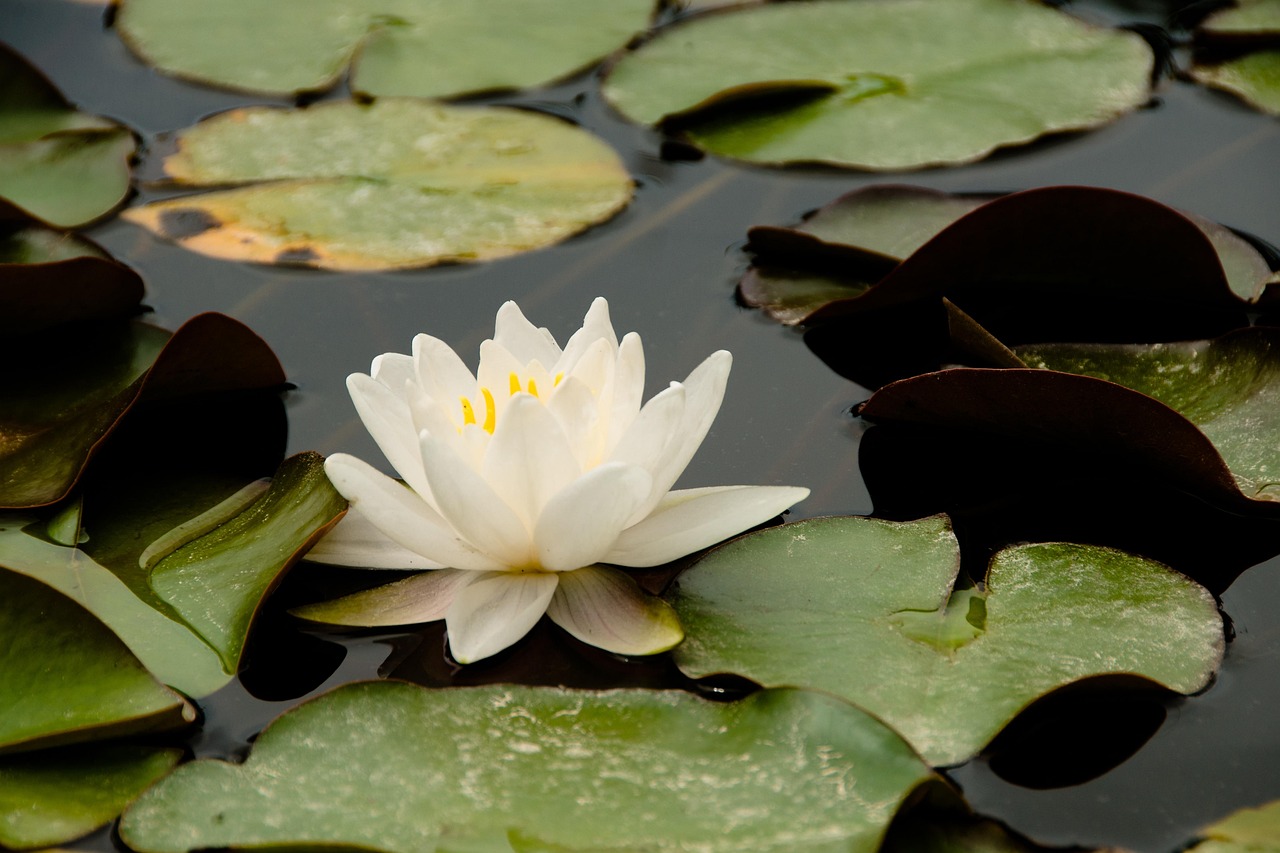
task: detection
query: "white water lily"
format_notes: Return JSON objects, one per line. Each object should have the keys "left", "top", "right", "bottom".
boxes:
{"left": 300, "top": 298, "right": 808, "bottom": 663}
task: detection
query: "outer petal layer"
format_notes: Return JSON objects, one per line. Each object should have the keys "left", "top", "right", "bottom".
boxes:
{"left": 306, "top": 506, "right": 447, "bottom": 570}
{"left": 605, "top": 485, "right": 810, "bottom": 567}
{"left": 534, "top": 463, "right": 652, "bottom": 572}
{"left": 290, "top": 570, "right": 472, "bottom": 627}
{"left": 547, "top": 565, "right": 684, "bottom": 655}
{"left": 446, "top": 572, "right": 559, "bottom": 664}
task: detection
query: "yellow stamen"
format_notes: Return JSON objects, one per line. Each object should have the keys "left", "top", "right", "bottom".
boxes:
{"left": 509, "top": 373, "right": 521, "bottom": 396}
{"left": 460, "top": 396, "right": 476, "bottom": 426}
{"left": 482, "top": 387, "right": 496, "bottom": 433}
{"left": 527, "top": 378, "right": 539, "bottom": 398}
{"left": 553, "top": 372, "right": 564, "bottom": 387}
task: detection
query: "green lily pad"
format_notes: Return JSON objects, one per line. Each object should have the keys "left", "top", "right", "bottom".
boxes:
{"left": 1188, "top": 799, "right": 1280, "bottom": 852}
{"left": 670, "top": 515, "right": 1223, "bottom": 766}
{"left": 603, "top": 0, "right": 1152, "bottom": 169}
{"left": 115, "top": 0, "right": 653, "bottom": 98}
{"left": 1017, "top": 330, "right": 1280, "bottom": 503}
{"left": 122, "top": 682, "right": 936, "bottom": 852}
{"left": 0, "top": 220, "right": 144, "bottom": 337}
{"left": 0, "top": 45, "right": 135, "bottom": 227}
{"left": 1192, "top": 50, "right": 1280, "bottom": 116}
{"left": 0, "top": 743, "right": 181, "bottom": 850}
{"left": 0, "top": 569, "right": 193, "bottom": 754}
{"left": 1198, "top": 0, "right": 1280, "bottom": 39}
{"left": 124, "top": 99, "right": 633, "bottom": 271}
{"left": 0, "top": 313, "right": 285, "bottom": 509}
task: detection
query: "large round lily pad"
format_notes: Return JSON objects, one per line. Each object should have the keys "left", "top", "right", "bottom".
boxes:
{"left": 121, "top": 681, "right": 937, "bottom": 852}
{"left": 0, "top": 45, "right": 135, "bottom": 227}
{"left": 1191, "top": 1, "right": 1280, "bottom": 116}
{"left": 670, "top": 515, "right": 1224, "bottom": 767}
{"left": 115, "top": 0, "right": 653, "bottom": 98}
{"left": 123, "top": 99, "right": 633, "bottom": 271}
{"left": 603, "top": 0, "right": 1153, "bottom": 169}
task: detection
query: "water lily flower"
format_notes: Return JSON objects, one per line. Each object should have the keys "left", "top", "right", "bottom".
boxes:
{"left": 299, "top": 298, "right": 808, "bottom": 663}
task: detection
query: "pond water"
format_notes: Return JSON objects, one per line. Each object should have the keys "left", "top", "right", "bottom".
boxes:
{"left": 6, "top": 0, "right": 1280, "bottom": 850}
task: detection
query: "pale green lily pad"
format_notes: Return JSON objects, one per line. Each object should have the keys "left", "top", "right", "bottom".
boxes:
{"left": 0, "top": 452, "right": 346, "bottom": 698}
{"left": 1192, "top": 51, "right": 1280, "bottom": 116}
{"left": 1198, "top": 0, "right": 1280, "bottom": 37}
{"left": 1017, "top": 329, "right": 1280, "bottom": 503}
{"left": 0, "top": 45, "right": 135, "bottom": 227}
{"left": 671, "top": 515, "right": 1224, "bottom": 767}
{"left": 121, "top": 682, "right": 937, "bottom": 853}
{"left": 116, "top": 0, "right": 653, "bottom": 98}
{"left": 0, "top": 569, "right": 193, "bottom": 754}
{"left": 1188, "top": 799, "right": 1280, "bottom": 852}
{"left": 0, "top": 743, "right": 181, "bottom": 850}
{"left": 124, "top": 99, "right": 633, "bottom": 271}
{"left": 603, "top": 0, "right": 1152, "bottom": 169}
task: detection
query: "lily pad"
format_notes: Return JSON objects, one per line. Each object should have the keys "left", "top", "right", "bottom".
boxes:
{"left": 1191, "top": 50, "right": 1280, "bottom": 116}
{"left": 0, "top": 44, "right": 135, "bottom": 227}
{"left": 0, "top": 569, "right": 193, "bottom": 754}
{"left": 0, "top": 743, "right": 181, "bottom": 850}
{"left": 0, "top": 220, "right": 144, "bottom": 337}
{"left": 603, "top": 0, "right": 1153, "bottom": 169}
{"left": 670, "top": 515, "right": 1223, "bottom": 766}
{"left": 121, "top": 682, "right": 937, "bottom": 852}
{"left": 0, "top": 312, "right": 285, "bottom": 509}
{"left": 124, "top": 99, "right": 633, "bottom": 271}
{"left": 1188, "top": 799, "right": 1280, "bottom": 852}
{"left": 115, "top": 0, "right": 653, "bottom": 98}
{"left": 1198, "top": 0, "right": 1280, "bottom": 40}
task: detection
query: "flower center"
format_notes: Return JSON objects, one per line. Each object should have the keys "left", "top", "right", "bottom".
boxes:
{"left": 459, "top": 371, "right": 564, "bottom": 434}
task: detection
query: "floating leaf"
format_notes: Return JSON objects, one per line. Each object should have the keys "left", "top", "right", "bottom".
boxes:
{"left": 1191, "top": 50, "right": 1280, "bottom": 116}
{"left": 1198, "top": 0, "right": 1280, "bottom": 39}
{"left": 0, "top": 743, "right": 180, "bottom": 850}
{"left": 670, "top": 515, "right": 1223, "bottom": 766}
{"left": 124, "top": 99, "right": 633, "bottom": 271}
{"left": 0, "top": 569, "right": 193, "bottom": 754}
{"left": 121, "top": 682, "right": 937, "bottom": 852}
{"left": 0, "top": 313, "right": 285, "bottom": 509}
{"left": 1188, "top": 799, "right": 1280, "bottom": 852}
{"left": 603, "top": 0, "right": 1152, "bottom": 169}
{"left": 116, "top": 0, "right": 653, "bottom": 98}
{"left": 0, "top": 220, "right": 144, "bottom": 337}
{"left": 0, "top": 45, "right": 135, "bottom": 227}
{"left": 1190, "top": 1, "right": 1280, "bottom": 116}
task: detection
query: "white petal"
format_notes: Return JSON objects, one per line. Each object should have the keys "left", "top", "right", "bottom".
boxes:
{"left": 324, "top": 453, "right": 506, "bottom": 572}
{"left": 493, "top": 301, "right": 562, "bottom": 367}
{"left": 560, "top": 337, "right": 612, "bottom": 395}
{"left": 476, "top": 339, "right": 528, "bottom": 420}
{"left": 533, "top": 463, "right": 652, "bottom": 572}
{"left": 640, "top": 351, "right": 732, "bottom": 512}
{"left": 557, "top": 297, "right": 618, "bottom": 373}
{"left": 370, "top": 352, "right": 415, "bottom": 391}
{"left": 446, "top": 571, "right": 558, "bottom": 663}
{"left": 419, "top": 432, "right": 533, "bottom": 567}
{"left": 608, "top": 382, "right": 686, "bottom": 483}
{"left": 307, "top": 505, "right": 447, "bottom": 570}
{"left": 411, "top": 333, "right": 476, "bottom": 406}
{"left": 605, "top": 332, "right": 645, "bottom": 453}
{"left": 546, "top": 565, "right": 683, "bottom": 656}
{"left": 482, "top": 394, "right": 581, "bottom": 529}
{"left": 547, "top": 376, "right": 602, "bottom": 470}
{"left": 291, "top": 569, "right": 472, "bottom": 627}
{"left": 346, "top": 373, "right": 431, "bottom": 499}
{"left": 605, "top": 485, "right": 809, "bottom": 567}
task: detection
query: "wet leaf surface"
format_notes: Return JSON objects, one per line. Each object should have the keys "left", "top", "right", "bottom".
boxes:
{"left": 1191, "top": 1, "right": 1280, "bottom": 115}
{"left": 0, "top": 45, "right": 135, "bottom": 227}
{"left": 1192, "top": 50, "right": 1280, "bottom": 116}
{"left": 0, "top": 569, "right": 193, "bottom": 754}
{"left": 604, "top": 0, "right": 1152, "bottom": 168}
{"left": 125, "top": 99, "right": 633, "bottom": 270}
{"left": 115, "top": 0, "right": 653, "bottom": 98}
{"left": 121, "top": 682, "right": 937, "bottom": 853}
{"left": 0, "top": 313, "right": 285, "bottom": 509}
{"left": 670, "top": 515, "right": 1223, "bottom": 766}
{"left": 1187, "top": 798, "right": 1280, "bottom": 852}
{"left": 0, "top": 743, "right": 180, "bottom": 850}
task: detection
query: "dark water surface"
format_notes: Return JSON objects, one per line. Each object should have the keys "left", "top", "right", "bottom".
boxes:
{"left": 5, "top": 0, "right": 1280, "bottom": 850}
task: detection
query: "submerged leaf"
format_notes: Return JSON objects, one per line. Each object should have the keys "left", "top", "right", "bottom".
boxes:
{"left": 0, "top": 743, "right": 180, "bottom": 850}
{"left": 0, "top": 569, "right": 193, "bottom": 754}
{"left": 121, "top": 682, "right": 937, "bottom": 853}
{"left": 116, "top": 0, "right": 653, "bottom": 98}
{"left": 604, "top": 0, "right": 1152, "bottom": 169}
{"left": 124, "top": 99, "right": 633, "bottom": 270}
{"left": 671, "top": 515, "right": 1223, "bottom": 766}
{"left": 0, "top": 45, "right": 135, "bottom": 227}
